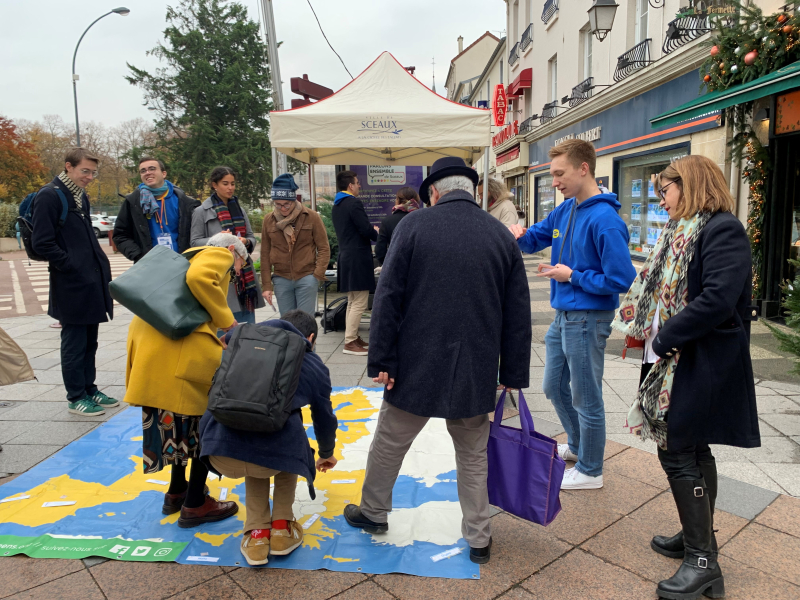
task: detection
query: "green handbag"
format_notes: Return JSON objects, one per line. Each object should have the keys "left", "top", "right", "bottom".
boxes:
{"left": 109, "top": 245, "right": 212, "bottom": 340}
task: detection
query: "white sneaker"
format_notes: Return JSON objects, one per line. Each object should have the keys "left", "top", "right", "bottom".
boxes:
{"left": 561, "top": 467, "right": 603, "bottom": 490}
{"left": 557, "top": 444, "right": 579, "bottom": 462}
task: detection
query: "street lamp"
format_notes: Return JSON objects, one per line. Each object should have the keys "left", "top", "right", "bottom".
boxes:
{"left": 588, "top": 0, "right": 619, "bottom": 43}
{"left": 72, "top": 7, "right": 130, "bottom": 146}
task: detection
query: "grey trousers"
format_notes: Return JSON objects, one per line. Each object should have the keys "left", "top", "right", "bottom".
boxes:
{"left": 359, "top": 401, "right": 492, "bottom": 547}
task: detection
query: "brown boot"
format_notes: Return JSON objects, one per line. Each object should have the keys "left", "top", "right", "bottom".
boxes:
{"left": 162, "top": 485, "right": 209, "bottom": 515}
{"left": 343, "top": 341, "right": 368, "bottom": 356}
{"left": 355, "top": 336, "right": 369, "bottom": 348}
{"left": 178, "top": 495, "right": 238, "bottom": 528}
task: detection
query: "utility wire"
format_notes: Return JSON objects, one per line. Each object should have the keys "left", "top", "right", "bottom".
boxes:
{"left": 305, "top": 0, "right": 353, "bottom": 79}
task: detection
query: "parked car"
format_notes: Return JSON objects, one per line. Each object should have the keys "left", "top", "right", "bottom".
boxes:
{"left": 90, "top": 214, "right": 114, "bottom": 238}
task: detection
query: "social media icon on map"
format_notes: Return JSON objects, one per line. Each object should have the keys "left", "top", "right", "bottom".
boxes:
{"left": 131, "top": 546, "right": 151, "bottom": 557}
{"left": 109, "top": 545, "right": 129, "bottom": 555}
{"left": 154, "top": 548, "right": 172, "bottom": 557}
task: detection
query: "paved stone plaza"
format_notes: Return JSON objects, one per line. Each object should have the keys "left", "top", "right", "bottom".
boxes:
{"left": 1, "top": 253, "right": 799, "bottom": 599}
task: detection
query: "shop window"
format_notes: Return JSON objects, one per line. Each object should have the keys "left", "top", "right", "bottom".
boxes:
{"left": 615, "top": 147, "right": 688, "bottom": 259}
{"left": 536, "top": 175, "right": 555, "bottom": 223}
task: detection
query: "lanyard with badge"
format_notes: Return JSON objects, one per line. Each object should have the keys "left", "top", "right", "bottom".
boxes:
{"left": 154, "top": 192, "right": 174, "bottom": 250}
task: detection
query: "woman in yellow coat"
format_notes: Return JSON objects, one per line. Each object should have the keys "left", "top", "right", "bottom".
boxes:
{"left": 125, "top": 232, "right": 245, "bottom": 528}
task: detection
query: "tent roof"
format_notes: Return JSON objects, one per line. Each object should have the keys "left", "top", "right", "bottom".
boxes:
{"left": 270, "top": 52, "right": 490, "bottom": 166}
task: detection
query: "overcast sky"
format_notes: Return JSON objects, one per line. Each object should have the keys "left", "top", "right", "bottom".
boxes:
{"left": 2, "top": 0, "right": 505, "bottom": 128}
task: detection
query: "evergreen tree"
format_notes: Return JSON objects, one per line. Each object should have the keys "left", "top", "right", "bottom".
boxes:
{"left": 126, "top": 0, "right": 275, "bottom": 206}
{"left": 767, "top": 260, "right": 800, "bottom": 375}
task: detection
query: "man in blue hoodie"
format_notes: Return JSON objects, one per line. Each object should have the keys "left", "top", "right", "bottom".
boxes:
{"left": 509, "top": 139, "right": 636, "bottom": 490}
{"left": 199, "top": 310, "right": 338, "bottom": 566}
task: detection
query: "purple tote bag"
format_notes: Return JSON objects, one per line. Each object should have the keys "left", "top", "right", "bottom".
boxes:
{"left": 487, "top": 389, "right": 565, "bottom": 526}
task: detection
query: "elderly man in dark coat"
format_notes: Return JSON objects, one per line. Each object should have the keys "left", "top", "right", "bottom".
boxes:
{"left": 343, "top": 157, "right": 532, "bottom": 565}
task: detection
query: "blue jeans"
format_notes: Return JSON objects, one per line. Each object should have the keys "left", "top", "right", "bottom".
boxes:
{"left": 543, "top": 309, "right": 614, "bottom": 477}
{"left": 272, "top": 274, "right": 318, "bottom": 317}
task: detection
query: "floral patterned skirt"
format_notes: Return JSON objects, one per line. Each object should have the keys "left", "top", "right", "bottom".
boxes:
{"left": 141, "top": 408, "right": 201, "bottom": 474}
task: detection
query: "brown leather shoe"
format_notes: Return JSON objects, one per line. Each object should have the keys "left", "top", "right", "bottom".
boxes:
{"left": 178, "top": 495, "right": 238, "bottom": 528}
{"left": 342, "top": 341, "right": 368, "bottom": 356}
{"left": 355, "top": 336, "right": 369, "bottom": 348}
{"left": 162, "top": 485, "right": 209, "bottom": 515}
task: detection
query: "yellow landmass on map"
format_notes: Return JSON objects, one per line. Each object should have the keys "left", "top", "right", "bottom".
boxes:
{"left": 324, "top": 555, "right": 360, "bottom": 563}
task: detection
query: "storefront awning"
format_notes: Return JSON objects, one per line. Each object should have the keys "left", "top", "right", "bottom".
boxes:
{"left": 507, "top": 68, "right": 532, "bottom": 99}
{"left": 650, "top": 60, "right": 800, "bottom": 128}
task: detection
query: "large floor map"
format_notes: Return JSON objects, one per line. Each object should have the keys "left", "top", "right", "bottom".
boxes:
{"left": 0, "top": 388, "right": 478, "bottom": 579}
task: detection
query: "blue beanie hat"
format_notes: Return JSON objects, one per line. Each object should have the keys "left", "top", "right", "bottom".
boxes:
{"left": 271, "top": 173, "right": 299, "bottom": 200}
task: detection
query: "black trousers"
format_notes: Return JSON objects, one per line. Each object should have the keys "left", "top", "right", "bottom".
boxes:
{"left": 641, "top": 363, "right": 715, "bottom": 481}
{"left": 61, "top": 323, "right": 100, "bottom": 402}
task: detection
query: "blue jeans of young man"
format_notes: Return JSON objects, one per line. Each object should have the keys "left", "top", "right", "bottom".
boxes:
{"left": 272, "top": 274, "right": 318, "bottom": 317}
{"left": 543, "top": 309, "right": 614, "bottom": 477}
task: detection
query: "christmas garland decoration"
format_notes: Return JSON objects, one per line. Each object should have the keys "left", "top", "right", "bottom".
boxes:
{"left": 699, "top": 1, "right": 800, "bottom": 297}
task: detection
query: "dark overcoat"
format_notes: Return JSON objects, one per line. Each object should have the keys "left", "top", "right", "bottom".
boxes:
{"left": 331, "top": 195, "right": 378, "bottom": 292}
{"left": 113, "top": 186, "right": 199, "bottom": 262}
{"left": 374, "top": 210, "right": 409, "bottom": 265}
{"left": 652, "top": 211, "right": 760, "bottom": 451}
{"left": 367, "top": 190, "right": 532, "bottom": 420}
{"left": 31, "top": 178, "right": 113, "bottom": 325}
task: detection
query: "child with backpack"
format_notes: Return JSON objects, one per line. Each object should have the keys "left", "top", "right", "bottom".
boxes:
{"left": 199, "top": 309, "right": 338, "bottom": 566}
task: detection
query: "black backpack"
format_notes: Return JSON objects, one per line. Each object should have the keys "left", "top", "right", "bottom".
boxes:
{"left": 17, "top": 184, "right": 70, "bottom": 262}
{"left": 323, "top": 296, "right": 348, "bottom": 332}
{"left": 208, "top": 323, "right": 308, "bottom": 432}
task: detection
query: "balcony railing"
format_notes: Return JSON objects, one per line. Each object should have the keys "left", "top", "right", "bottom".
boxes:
{"left": 662, "top": 15, "right": 711, "bottom": 55}
{"left": 541, "top": 0, "right": 559, "bottom": 24}
{"left": 568, "top": 77, "right": 594, "bottom": 108}
{"left": 614, "top": 39, "right": 653, "bottom": 83}
{"left": 540, "top": 101, "right": 559, "bottom": 124}
{"left": 509, "top": 42, "right": 520, "bottom": 66}
{"left": 519, "top": 116, "right": 537, "bottom": 135}
{"left": 520, "top": 23, "right": 534, "bottom": 51}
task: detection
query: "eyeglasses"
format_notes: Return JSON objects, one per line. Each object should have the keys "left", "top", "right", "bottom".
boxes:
{"left": 658, "top": 180, "right": 679, "bottom": 199}
{"left": 274, "top": 201, "right": 294, "bottom": 210}
{"left": 139, "top": 166, "right": 160, "bottom": 175}
{"left": 79, "top": 169, "right": 98, "bottom": 177}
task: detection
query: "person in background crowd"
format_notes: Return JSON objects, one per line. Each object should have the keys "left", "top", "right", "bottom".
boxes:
{"left": 200, "top": 309, "right": 338, "bottom": 565}
{"left": 31, "top": 147, "right": 117, "bottom": 417}
{"left": 15, "top": 221, "right": 21, "bottom": 249}
{"left": 478, "top": 177, "right": 518, "bottom": 228}
{"left": 374, "top": 187, "right": 420, "bottom": 265}
{"left": 113, "top": 156, "right": 199, "bottom": 261}
{"left": 344, "top": 157, "right": 531, "bottom": 565}
{"left": 509, "top": 139, "right": 636, "bottom": 491}
{"left": 124, "top": 232, "right": 245, "bottom": 528}
{"left": 613, "top": 155, "right": 759, "bottom": 600}
{"left": 260, "top": 174, "right": 330, "bottom": 317}
{"left": 191, "top": 166, "right": 264, "bottom": 324}
{"left": 331, "top": 170, "right": 378, "bottom": 356}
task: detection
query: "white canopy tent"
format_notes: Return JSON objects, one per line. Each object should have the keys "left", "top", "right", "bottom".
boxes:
{"left": 270, "top": 52, "right": 491, "bottom": 208}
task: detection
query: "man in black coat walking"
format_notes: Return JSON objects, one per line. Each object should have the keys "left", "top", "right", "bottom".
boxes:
{"left": 31, "top": 148, "right": 117, "bottom": 417}
{"left": 343, "top": 157, "right": 532, "bottom": 564}
{"left": 113, "top": 156, "right": 199, "bottom": 262}
{"left": 331, "top": 170, "right": 378, "bottom": 356}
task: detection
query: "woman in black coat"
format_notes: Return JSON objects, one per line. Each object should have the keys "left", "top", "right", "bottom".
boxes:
{"left": 613, "top": 155, "right": 758, "bottom": 600}
{"left": 374, "top": 187, "right": 420, "bottom": 265}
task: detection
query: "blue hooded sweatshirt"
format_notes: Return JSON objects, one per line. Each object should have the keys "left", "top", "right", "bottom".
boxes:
{"left": 518, "top": 193, "right": 636, "bottom": 312}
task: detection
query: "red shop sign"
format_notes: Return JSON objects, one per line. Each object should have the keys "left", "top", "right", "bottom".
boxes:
{"left": 492, "top": 121, "right": 519, "bottom": 147}
{"left": 497, "top": 146, "right": 520, "bottom": 166}
{"left": 492, "top": 84, "right": 507, "bottom": 127}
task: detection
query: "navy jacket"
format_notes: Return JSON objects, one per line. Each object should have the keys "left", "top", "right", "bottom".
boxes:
{"left": 199, "top": 320, "right": 338, "bottom": 498}
{"left": 31, "top": 177, "right": 113, "bottom": 325}
{"left": 651, "top": 212, "right": 760, "bottom": 452}
{"left": 375, "top": 210, "right": 410, "bottom": 265}
{"left": 368, "top": 190, "right": 532, "bottom": 420}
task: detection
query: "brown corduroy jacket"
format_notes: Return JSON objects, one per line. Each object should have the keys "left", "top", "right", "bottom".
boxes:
{"left": 260, "top": 206, "right": 331, "bottom": 291}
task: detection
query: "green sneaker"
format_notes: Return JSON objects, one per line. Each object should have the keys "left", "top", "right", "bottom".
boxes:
{"left": 91, "top": 390, "right": 119, "bottom": 408}
{"left": 68, "top": 397, "right": 106, "bottom": 416}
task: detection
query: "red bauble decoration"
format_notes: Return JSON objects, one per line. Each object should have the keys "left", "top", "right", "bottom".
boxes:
{"left": 744, "top": 50, "right": 758, "bottom": 66}
{"left": 778, "top": 13, "right": 788, "bottom": 24}
{"left": 783, "top": 25, "right": 793, "bottom": 34}
{"left": 710, "top": 45, "right": 720, "bottom": 56}
{"left": 704, "top": 74, "right": 711, "bottom": 82}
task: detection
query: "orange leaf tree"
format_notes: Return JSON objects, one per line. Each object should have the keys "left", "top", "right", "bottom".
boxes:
{"left": 0, "top": 116, "right": 47, "bottom": 203}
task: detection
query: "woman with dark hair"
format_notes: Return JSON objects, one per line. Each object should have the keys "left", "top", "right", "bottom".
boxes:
{"left": 613, "top": 155, "right": 759, "bottom": 600}
{"left": 374, "top": 186, "right": 420, "bottom": 265}
{"left": 191, "top": 166, "right": 264, "bottom": 324}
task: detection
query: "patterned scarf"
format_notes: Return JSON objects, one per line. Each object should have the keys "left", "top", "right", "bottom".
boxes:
{"left": 392, "top": 198, "right": 420, "bottom": 214}
{"left": 274, "top": 201, "right": 303, "bottom": 248}
{"left": 612, "top": 211, "right": 712, "bottom": 449}
{"left": 139, "top": 182, "right": 169, "bottom": 217}
{"left": 211, "top": 194, "right": 258, "bottom": 312}
{"left": 58, "top": 171, "right": 84, "bottom": 210}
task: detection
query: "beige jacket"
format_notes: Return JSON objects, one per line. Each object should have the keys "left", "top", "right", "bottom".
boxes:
{"left": 489, "top": 198, "right": 519, "bottom": 228}
{"left": 0, "top": 327, "right": 35, "bottom": 386}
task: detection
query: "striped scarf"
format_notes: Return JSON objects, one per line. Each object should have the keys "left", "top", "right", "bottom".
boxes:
{"left": 211, "top": 194, "right": 257, "bottom": 312}
{"left": 58, "top": 171, "right": 84, "bottom": 210}
{"left": 612, "top": 211, "right": 712, "bottom": 449}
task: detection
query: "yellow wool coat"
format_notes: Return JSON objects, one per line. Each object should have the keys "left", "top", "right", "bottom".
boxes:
{"left": 124, "top": 247, "right": 236, "bottom": 416}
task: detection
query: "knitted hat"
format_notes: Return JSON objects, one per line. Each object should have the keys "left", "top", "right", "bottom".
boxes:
{"left": 271, "top": 173, "right": 299, "bottom": 200}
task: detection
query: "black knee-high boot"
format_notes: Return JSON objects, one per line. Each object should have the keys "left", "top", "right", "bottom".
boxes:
{"left": 651, "top": 459, "right": 718, "bottom": 558}
{"left": 656, "top": 478, "right": 724, "bottom": 600}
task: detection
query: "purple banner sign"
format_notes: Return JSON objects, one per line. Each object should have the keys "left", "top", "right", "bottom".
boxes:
{"left": 349, "top": 165, "right": 425, "bottom": 229}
